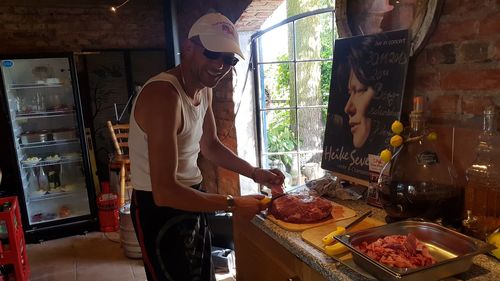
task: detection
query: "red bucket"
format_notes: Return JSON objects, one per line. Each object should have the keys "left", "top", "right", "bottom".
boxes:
{"left": 97, "top": 189, "right": 119, "bottom": 232}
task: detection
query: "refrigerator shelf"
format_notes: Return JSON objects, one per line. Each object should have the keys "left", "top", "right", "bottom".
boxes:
{"left": 18, "top": 138, "right": 80, "bottom": 149}
{"left": 8, "top": 82, "right": 63, "bottom": 90}
{"left": 29, "top": 187, "right": 86, "bottom": 202}
{"left": 16, "top": 110, "right": 76, "bottom": 120}
{"left": 21, "top": 158, "right": 82, "bottom": 169}
{"left": 30, "top": 209, "right": 89, "bottom": 225}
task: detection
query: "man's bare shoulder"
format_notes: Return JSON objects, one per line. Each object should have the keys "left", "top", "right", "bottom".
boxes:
{"left": 139, "top": 80, "right": 180, "bottom": 104}
{"left": 134, "top": 80, "right": 181, "bottom": 128}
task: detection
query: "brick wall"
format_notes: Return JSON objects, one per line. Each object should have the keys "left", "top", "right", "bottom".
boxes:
{"left": 407, "top": 0, "right": 500, "bottom": 185}
{"left": 0, "top": 1, "right": 166, "bottom": 54}
{"left": 412, "top": 0, "right": 500, "bottom": 116}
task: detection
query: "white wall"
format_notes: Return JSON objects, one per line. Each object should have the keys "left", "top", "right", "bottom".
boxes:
{"left": 234, "top": 31, "right": 259, "bottom": 195}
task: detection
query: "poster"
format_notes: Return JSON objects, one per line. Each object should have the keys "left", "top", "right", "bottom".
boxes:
{"left": 321, "top": 29, "right": 410, "bottom": 185}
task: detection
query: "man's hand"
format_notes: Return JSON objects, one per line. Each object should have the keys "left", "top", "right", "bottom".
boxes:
{"left": 232, "top": 194, "right": 267, "bottom": 220}
{"left": 253, "top": 168, "right": 285, "bottom": 195}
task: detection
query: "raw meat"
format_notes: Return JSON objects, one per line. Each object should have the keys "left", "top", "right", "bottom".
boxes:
{"left": 356, "top": 233, "right": 437, "bottom": 269}
{"left": 269, "top": 193, "right": 333, "bottom": 223}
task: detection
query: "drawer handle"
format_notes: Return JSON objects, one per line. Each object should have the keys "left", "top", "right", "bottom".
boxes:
{"left": 288, "top": 277, "right": 300, "bottom": 281}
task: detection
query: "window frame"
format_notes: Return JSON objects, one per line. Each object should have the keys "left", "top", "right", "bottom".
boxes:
{"left": 250, "top": 7, "right": 335, "bottom": 184}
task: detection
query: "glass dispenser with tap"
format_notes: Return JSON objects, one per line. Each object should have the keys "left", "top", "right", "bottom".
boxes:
{"left": 463, "top": 106, "right": 500, "bottom": 240}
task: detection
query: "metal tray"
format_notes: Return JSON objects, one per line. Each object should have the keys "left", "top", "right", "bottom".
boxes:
{"left": 335, "top": 220, "right": 494, "bottom": 281}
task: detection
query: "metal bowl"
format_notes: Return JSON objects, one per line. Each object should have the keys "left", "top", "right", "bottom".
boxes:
{"left": 20, "top": 130, "right": 52, "bottom": 144}
{"left": 335, "top": 220, "right": 495, "bottom": 281}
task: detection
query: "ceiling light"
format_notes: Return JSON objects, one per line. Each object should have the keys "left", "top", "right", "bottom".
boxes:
{"left": 110, "top": 0, "right": 131, "bottom": 13}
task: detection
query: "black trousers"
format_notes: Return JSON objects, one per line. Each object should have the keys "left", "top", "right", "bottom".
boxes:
{"left": 130, "top": 187, "right": 215, "bottom": 281}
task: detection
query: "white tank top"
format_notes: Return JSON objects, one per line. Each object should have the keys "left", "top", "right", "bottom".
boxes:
{"left": 129, "top": 72, "right": 209, "bottom": 191}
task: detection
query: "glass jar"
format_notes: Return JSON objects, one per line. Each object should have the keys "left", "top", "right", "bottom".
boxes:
{"left": 463, "top": 106, "right": 500, "bottom": 240}
{"left": 378, "top": 96, "right": 464, "bottom": 226}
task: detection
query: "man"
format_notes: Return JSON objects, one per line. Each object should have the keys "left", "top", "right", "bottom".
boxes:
{"left": 129, "top": 12, "right": 285, "bottom": 281}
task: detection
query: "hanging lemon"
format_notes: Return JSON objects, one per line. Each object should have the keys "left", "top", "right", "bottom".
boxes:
{"left": 380, "top": 149, "right": 392, "bottom": 163}
{"left": 390, "top": 135, "right": 403, "bottom": 147}
{"left": 487, "top": 231, "right": 500, "bottom": 259}
{"left": 427, "top": 132, "right": 438, "bottom": 141}
{"left": 391, "top": 120, "right": 404, "bottom": 134}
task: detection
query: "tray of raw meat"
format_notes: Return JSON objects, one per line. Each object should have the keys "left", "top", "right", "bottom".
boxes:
{"left": 334, "top": 220, "right": 494, "bottom": 281}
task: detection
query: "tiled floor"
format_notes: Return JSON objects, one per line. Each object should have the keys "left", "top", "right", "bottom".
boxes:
{"left": 26, "top": 231, "right": 236, "bottom": 281}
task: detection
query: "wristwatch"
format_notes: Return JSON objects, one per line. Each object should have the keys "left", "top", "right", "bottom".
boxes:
{"left": 226, "top": 195, "right": 235, "bottom": 212}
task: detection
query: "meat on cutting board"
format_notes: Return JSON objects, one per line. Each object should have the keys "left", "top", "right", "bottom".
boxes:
{"left": 269, "top": 194, "right": 333, "bottom": 223}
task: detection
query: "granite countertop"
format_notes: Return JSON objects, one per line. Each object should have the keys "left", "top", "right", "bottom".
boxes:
{"left": 251, "top": 198, "right": 500, "bottom": 281}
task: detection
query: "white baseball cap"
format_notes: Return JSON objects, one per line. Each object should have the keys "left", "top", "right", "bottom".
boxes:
{"left": 188, "top": 12, "right": 245, "bottom": 59}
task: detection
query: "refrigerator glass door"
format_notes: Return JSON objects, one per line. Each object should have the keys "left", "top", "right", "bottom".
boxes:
{"left": 1, "top": 58, "right": 91, "bottom": 225}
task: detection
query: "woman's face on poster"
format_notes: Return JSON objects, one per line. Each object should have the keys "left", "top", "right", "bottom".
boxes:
{"left": 344, "top": 69, "right": 375, "bottom": 149}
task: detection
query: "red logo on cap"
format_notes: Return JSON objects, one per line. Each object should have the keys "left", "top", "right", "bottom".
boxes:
{"left": 215, "top": 22, "right": 235, "bottom": 39}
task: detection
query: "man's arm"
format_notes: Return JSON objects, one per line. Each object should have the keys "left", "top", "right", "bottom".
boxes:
{"left": 200, "top": 89, "right": 285, "bottom": 191}
{"left": 134, "top": 81, "right": 231, "bottom": 211}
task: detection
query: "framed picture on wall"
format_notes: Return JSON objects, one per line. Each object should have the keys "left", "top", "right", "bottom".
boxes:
{"left": 321, "top": 29, "right": 410, "bottom": 186}
{"left": 335, "top": 0, "right": 444, "bottom": 56}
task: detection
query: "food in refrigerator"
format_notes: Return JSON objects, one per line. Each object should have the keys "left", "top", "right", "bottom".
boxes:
{"left": 0, "top": 56, "right": 96, "bottom": 240}
{"left": 51, "top": 129, "right": 77, "bottom": 140}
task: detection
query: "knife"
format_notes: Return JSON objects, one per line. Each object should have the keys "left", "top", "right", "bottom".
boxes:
{"left": 344, "top": 210, "right": 373, "bottom": 230}
{"left": 259, "top": 185, "right": 288, "bottom": 205}
{"left": 261, "top": 192, "right": 288, "bottom": 204}
{"left": 322, "top": 210, "right": 372, "bottom": 245}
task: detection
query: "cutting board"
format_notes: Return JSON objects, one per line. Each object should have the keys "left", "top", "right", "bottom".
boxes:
{"left": 267, "top": 202, "right": 356, "bottom": 232}
{"left": 301, "top": 216, "right": 385, "bottom": 261}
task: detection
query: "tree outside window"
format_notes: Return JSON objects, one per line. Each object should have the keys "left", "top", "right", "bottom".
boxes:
{"left": 252, "top": 2, "right": 336, "bottom": 187}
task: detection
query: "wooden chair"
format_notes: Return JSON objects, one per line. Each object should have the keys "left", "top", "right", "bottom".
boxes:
{"left": 107, "top": 121, "right": 130, "bottom": 208}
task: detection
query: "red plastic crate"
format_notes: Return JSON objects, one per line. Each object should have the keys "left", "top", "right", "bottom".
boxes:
{"left": 0, "top": 196, "right": 30, "bottom": 281}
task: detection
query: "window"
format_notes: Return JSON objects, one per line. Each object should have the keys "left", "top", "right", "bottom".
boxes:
{"left": 251, "top": 8, "right": 336, "bottom": 186}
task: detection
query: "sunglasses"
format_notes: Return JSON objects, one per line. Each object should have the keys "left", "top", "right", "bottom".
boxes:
{"left": 191, "top": 40, "right": 239, "bottom": 66}
{"left": 203, "top": 49, "right": 239, "bottom": 66}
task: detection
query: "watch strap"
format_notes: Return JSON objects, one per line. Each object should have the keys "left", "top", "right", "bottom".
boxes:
{"left": 226, "top": 195, "right": 235, "bottom": 212}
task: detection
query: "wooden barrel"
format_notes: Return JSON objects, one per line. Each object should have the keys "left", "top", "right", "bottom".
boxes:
{"left": 119, "top": 204, "right": 142, "bottom": 259}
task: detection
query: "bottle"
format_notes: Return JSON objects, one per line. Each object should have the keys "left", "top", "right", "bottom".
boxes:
{"left": 28, "top": 168, "right": 39, "bottom": 191}
{"left": 378, "top": 96, "right": 464, "bottom": 226}
{"left": 59, "top": 163, "right": 67, "bottom": 186}
{"left": 47, "top": 170, "right": 60, "bottom": 189}
{"left": 0, "top": 220, "right": 8, "bottom": 251}
{"left": 38, "top": 167, "right": 49, "bottom": 192}
{"left": 463, "top": 106, "right": 500, "bottom": 240}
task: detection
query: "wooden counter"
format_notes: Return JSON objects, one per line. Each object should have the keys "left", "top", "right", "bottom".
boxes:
{"left": 233, "top": 213, "right": 328, "bottom": 281}
{"left": 233, "top": 199, "right": 500, "bottom": 281}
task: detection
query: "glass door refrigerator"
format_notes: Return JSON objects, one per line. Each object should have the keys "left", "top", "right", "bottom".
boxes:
{"left": 0, "top": 54, "right": 98, "bottom": 242}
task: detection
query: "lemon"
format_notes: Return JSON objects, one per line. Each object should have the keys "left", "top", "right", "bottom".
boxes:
{"left": 391, "top": 120, "right": 404, "bottom": 134}
{"left": 427, "top": 132, "right": 438, "bottom": 141}
{"left": 322, "top": 226, "right": 346, "bottom": 245}
{"left": 487, "top": 232, "right": 500, "bottom": 259}
{"left": 324, "top": 242, "right": 349, "bottom": 256}
{"left": 380, "top": 149, "right": 392, "bottom": 163}
{"left": 390, "top": 135, "right": 403, "bottom": 147}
